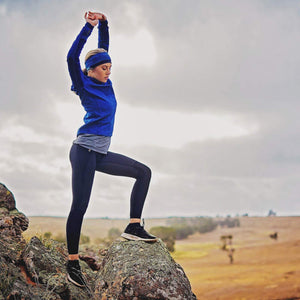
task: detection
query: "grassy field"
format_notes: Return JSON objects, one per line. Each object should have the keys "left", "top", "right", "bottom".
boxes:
{"left": 25, "top": 216, "right": 300, "bottom": 300}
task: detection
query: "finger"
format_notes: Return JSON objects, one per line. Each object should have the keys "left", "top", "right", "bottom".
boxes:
{"left": 88, "top": 12, "right": 95, "bottom": 20}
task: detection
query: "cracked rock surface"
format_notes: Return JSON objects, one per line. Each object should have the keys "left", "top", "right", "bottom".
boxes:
{"left": 95, "top": 239, "right": 197, "bottom": 299}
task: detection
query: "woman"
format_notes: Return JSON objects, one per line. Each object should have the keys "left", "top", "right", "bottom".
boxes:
{"left": 66, "top": 11, "right": 157, "bottom": 287}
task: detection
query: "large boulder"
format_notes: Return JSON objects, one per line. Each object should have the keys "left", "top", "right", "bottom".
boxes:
{"left": 95, "top": 239, "right": 197, "bottom": 299}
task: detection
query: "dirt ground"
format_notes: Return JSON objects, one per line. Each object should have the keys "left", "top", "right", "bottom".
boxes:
{"left": 174, "top": 216, "right": 300, "bottom": 300}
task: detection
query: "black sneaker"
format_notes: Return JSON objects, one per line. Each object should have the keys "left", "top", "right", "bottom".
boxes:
{"left": 66, "top": 260, "right": 87, "bottom": 288}
{"left": 121, "top": 220, "right": 157, "bottom": 242}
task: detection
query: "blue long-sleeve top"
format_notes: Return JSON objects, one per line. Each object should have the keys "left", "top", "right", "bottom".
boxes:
{"left": 67, "top": 21, "right": 117, "bottom": 137}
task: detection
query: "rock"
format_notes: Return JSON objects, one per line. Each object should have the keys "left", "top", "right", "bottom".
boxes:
{"left": 21, "top": 236, "right": 96, "bottom": 299}
{"left": 22, "top": 236, "right": 66, "bottom": 284}
{"left": 0, "top": 183, "right": 197, "bottom": 299}
{"left": 0, "top": 183, "right": 16, "bottom": 211}
{"left": 94, "top": 239, "right": 197, "bottom": 300}
{"left": 0, "top": 183, "right": 29, "bottom": 241}
{"left": 79, "top": 254, "right": 101, "bottom": 271}
{"left": 7, "top": 279, "right": 61, "bottom": 300}
{"left": 0, "top": 231, "right": 32, "bottom": 299}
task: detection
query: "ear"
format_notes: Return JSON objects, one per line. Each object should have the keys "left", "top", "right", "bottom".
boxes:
{"left": 87, "top": 69, "right": 93, "bottom": 76}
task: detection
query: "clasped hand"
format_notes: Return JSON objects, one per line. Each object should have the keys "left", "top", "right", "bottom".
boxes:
{"left": 84, "top": 11, "right": 107, "bottom": 26}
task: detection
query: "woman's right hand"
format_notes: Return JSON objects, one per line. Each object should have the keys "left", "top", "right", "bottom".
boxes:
{"left": 84, "top": 11, "right": 99, "bottom": 27}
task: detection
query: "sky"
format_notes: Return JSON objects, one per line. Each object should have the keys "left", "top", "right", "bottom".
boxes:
{"left": 1, "top": 0, "right": 300, "bottom": 218}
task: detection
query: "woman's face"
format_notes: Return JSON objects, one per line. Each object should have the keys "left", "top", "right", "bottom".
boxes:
{"left": 89, "top": 63, "right": 112, "bottom": 83}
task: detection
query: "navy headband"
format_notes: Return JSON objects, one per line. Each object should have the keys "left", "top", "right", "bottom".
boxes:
{"left": 85, "top": 52, "right": 111, "bottom": 71}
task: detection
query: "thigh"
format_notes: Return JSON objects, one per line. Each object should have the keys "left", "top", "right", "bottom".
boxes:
{"left": 95, "top": 151, "right": 142, "bottom": 178}
{"left": 70, "top": 144, "right": 96, "bottom": 174}
{"left": 70, "top": 144, "right": 97, "bottom": 209}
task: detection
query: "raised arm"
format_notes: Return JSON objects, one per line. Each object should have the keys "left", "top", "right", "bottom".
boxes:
{"left": 67, "top": 12, "right": 98, "bottom": 93}
{"left": 98, "top": 20, "right": 109, "bottom": 51}
{"left": 88, "top": 12, "right": 109, "bottom": 51}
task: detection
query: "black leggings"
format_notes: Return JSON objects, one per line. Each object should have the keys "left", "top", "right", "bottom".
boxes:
{"left": 66, "top": 143, "right": 151, "bottom": 254}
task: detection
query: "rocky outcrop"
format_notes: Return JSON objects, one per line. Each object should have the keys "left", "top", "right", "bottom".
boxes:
{"left": 0, "top": 183, "right": 197, "bottom": 299}
{"left": 0, "top": 183, "right": 28, "bottom": 240}
{"left": 95, "top": 240, "right": 197, "bottom": 299}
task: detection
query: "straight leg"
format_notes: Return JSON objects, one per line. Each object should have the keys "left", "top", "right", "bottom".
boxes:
{"left": 66, "top": 144, "right": 97, "bottom": 254}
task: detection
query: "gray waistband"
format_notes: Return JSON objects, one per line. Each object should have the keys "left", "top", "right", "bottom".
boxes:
{"left": 73, "top": 134, "right": 111, "bottom": 154}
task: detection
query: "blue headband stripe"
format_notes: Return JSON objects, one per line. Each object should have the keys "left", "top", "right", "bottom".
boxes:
{"left": 85, "top": 52, "right": 111, "bottom": 70}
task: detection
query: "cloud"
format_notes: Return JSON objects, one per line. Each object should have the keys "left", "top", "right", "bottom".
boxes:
{"left": 113, "top": 1, "right": 300, "bottom": 114}
{"left": 0, "top": 0, "right": 299, "bottom": 217}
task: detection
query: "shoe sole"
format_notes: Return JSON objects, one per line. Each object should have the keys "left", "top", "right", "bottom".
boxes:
{"left": 67, "top": 274, "right": 85, "bottom": 288}
{"left": 121, "top": 233, "right": 157, "bottom": 242}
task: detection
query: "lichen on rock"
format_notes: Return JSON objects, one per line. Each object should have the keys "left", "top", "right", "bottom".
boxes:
{"left": 95, "top": 239, "right": 197, "bottom": 299}
{"left": 0, "top": 183, "right": 16, "bottom": 211}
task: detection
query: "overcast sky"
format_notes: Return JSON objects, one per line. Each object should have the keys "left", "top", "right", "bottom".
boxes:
{"left": 1, "top": 0, "right": 300, "bottom": 218}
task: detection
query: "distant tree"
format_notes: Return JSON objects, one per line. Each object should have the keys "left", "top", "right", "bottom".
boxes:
{"left": 166, "top": 217, "right": 218, "bottom": 239}
{"left": 219, "top": 217, "right": 240, "bottom": 228}
{"left": 174, "top": 225, "right": 195, "bottom": 240}
{"left": 220, "top": 235, "right": 235, "bottom": 264}
{"left": 220, "top": 235, "right": 232, "bottom": 250}
{"left": 196, "top": 218, "right": 218, "bottom": 233}
{"left": 268, "top": 209, "right": 276, "bottom": 217}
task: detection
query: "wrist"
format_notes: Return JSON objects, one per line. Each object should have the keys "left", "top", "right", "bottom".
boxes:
{"left": 85, "top": 22, "right": 94, "bottom": 29}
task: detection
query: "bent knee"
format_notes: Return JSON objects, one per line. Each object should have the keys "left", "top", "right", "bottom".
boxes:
{"left": 135, "top": 162, "right": 152, "bottom": 180}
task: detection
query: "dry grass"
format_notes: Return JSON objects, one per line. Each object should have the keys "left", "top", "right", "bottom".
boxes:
{"left": 24, "top": 217, "right": 168, "bottom": 241}
{"left": 25, "top": 216, "right": 300, "bottom": 299}
{"left": 173, "top": 216, "right": 300, "bottom": 300}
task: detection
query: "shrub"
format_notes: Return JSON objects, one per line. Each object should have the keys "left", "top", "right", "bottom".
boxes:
{"left": 219, "top": 217, "right": 240, "bottom": 228}
{"left": 166, "top": 217, "right": 218, "bottom": 239}
{"left": 80, "top": 234, "right": 90, "bottom": 245}
{"left": 195, "top": 218, "right": 218, "bottom": 233}
{"left": 43, "top": 232, "right": 52, "bottom": 239}
{"left": 150, "top": 226, "right": 176, "bottom": 252}
{"left": 53, "top": 232, "right": 66, "bottom": 243}
{"left": 108, "top": 227, "right": 122, "bottom": 239}
{"left": 174, "top": 225, "right": 195, "bottom": 240}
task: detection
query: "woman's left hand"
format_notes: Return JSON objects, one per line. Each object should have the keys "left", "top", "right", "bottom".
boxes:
{"left": 88, "top": 11, "right": 107, "bottom": 22}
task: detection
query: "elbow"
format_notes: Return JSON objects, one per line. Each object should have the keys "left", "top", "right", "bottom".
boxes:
{"left": 67, "top": 53, "right": 77, "bottom": 68}
{"left": 67, "top": 47, "right": 78, "bottom": 62}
